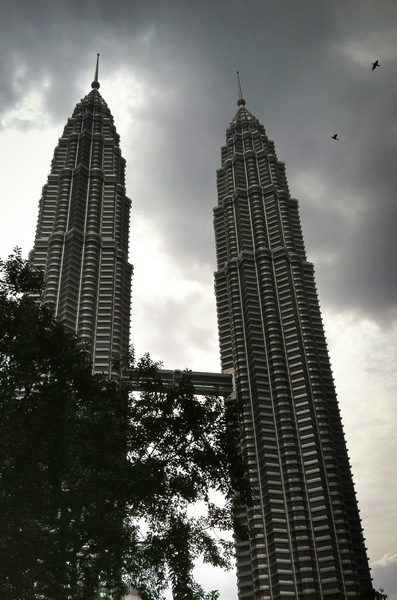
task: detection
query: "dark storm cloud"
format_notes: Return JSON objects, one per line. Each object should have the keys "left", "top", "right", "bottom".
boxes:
{"left": 1, "top": 2, "right": 397, "bottom": 598}
{"left": 1, "top": 2, "right": 396, "bottom": 297}
{"left": 289, "top": 63, "right": 397, "bottom": 323}
{"left": 2, "top": 0, "right": 396, "bottom": 328}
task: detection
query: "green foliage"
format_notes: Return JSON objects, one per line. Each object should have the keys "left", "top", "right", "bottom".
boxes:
{"left": 360, "top": 588, "right": 388, "bottom": 600}
{"left": 0, "top": 250, "right": 249, "bottom": 600}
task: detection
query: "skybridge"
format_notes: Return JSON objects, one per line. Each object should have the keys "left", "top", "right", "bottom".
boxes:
{"left": 125, "top": 369, "right": 234, "bottom": 396}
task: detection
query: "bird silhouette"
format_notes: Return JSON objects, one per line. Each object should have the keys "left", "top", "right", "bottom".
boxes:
{"left": 331, "top": 134, "right": 339, "bottom": 140}
{"left": 372, "top": 60, "right": 380, "bottom": 71}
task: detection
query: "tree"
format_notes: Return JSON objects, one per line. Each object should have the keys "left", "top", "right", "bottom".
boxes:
{"left": 360, "top": 589, "right": 388, "bottom": 600}
{"left": 0, "top": 250, "right": 249, "bottom": 600}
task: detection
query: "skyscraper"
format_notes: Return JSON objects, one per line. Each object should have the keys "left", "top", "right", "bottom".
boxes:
{"left": 213, "top": 89, "right": 372, "bottom": 598}
{"left": 30, "top": 57, "right": 132, "bottom": 377}
{"left": 28, "top": 56, "right": 372, "bottom": 598}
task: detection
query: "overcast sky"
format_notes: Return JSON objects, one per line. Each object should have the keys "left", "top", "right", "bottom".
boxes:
{"left": 1, "top": 1, "right": 396, "bottom": 597}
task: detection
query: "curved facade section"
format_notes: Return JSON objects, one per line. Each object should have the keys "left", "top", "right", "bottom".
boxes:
{"left": 214, "top": 105, "right": 371, "bottom": 599}
{"left": 30, "top": 87, "right": 132, "bottom": 377}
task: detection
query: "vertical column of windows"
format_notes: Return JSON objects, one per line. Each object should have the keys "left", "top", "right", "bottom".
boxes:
{"left": 267, "top": 141, "right": 276, "bottom": 155}
{"left": 245, "top": 153, "right": 259, "bottom": 188}
{"left": 257, "top": 153, "right": 271, "bottom": 188}
{"left": 220, "top": 146, "right": 228, "bottom": 164}
{"left": 250, "top": 194, "right": 269, "bottom": 250}
{"left": 276, "top": 163, "right": 289, "bottom": 194}
{"left": 287, "top": 258, "right": 350, "bottom": 596}
{"left": 243, "top": 134, "right": 253, "bottom": 152}
{"left": 235, "top": 195, "right": 252, "bottom": 253}
{"left": 45, "top": 166, "right": 75, "bottom": 306}
{"left": 214, "top": 204, "right": 228, "bottom": 268}
{"left": 120, "top": 261, "right": 132, "bottom": 361}
{"left": 224, "top": 159, "right": 234, "bottom": 197}
{"left": 44, "top": 233, "right": 64, "bottom": 307}
{"left": 79, "top": 118, "right": 103, "bottom": 355}
{"left": 234, "top": 135, "right": 243, "bottom": 155}
{"left": 67, "top": 108, "right": 92, "bottom": 237}
{"left": 78, "top": 235, "right": 101, "bottom": 352}
{"left": 268, "top": 157, "right": 281, "bottom": 190}
{"left": 252, "top": 133, "right": 263, "bottom": 153}
{"left": 223, "top": 196, "right": 238, "bottom": 261}
{"left": 114, "top": 187, "right": 125, "bottom": 246}
{"left": 35, "top": 181, "right": 59, "bottom": 240}
{"left": 272, "top": 255, "right": 325, "bottom": 594}
{"left": 227, "top": 265, "right": 248, "bottom": 392}
{"left": 278, "top": 195, "right": 295, "bottom": 251}
{"left": 65, "top": 128, "right": 79, "bottom": 170}
{"left": 103, "top": 143, "right": 114, "bottom": 174}
{"left": 102, "top": 139, "right": 117, "bottom": 239}
{"left": 240, "top": 252, "right": 296, "bottom": 599}
{"left": 94, "top": 245, "right": 115, "bottom": 374}
{"left": 56, "top": 230, "right": 84, "bottom": 331}
{"left": 33, "top": 137, "right": 69, "bottom": 262}
{"left": 55, "top": 166, "right": 74, "bottom": 234}
{"left": 112, "top": 151, "right": 130, "bottom": 363}
{"left": 90, "top": 133, "right": 104, "bottom": 171}
{"left": 299, "top": 263, "right": 363, "bottom": 596}
{"left": 110, "top": 252, "right": 125, "bottom": 363}
{"left": 216, "top": 168, "right": 227, "bottom": 202}
{"left": 76, "top": 127, "right": 92, "bottom": 168}
{"left": 93, "top": 111, "right": 103, "bottom": 135}
{"left": 288, "top": 200, "right": 306, "bottom": 258}
{"left": 86, "top": 132, "right": 104, "bottom": 235}
{"left": 113, "top": 147, "right": 124, "bottom": 187}
{"left": 68, "top": 165, "right": 89, "bottom": 233}
{"left": 62, "top": 117, "right": 75, "bottom": 139}
{"left": 102, "top": 186, "right": 116, "bottom": 238}
{"left": 214, "top": 273, "right": 233, "bottom": 370}
{"left": 120, "top": 195, "right": 130, "bottom": 257}
{"left": 51, "top": 139, "right": 68, "bottom": 173}
{"left": 264, "top": 194, "right": 283, "bottom": 249}
{"left": 234, "top": 157, "right": 247, "bottom": 190}
{"left": 262, "top": 252, "right": 301, "bottom": 598}
{"left": 226, "top": 138, "right": 234, "bottom": 159}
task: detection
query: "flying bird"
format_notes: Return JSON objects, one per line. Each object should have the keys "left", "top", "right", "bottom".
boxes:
{"left": 331, "top": 134, "right": 339, "bottom": 140}
{"left": 372, "top": 60, "right": 380, "bottom": 70}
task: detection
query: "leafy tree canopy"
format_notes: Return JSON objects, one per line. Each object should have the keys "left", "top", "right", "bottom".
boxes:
{"left": 360, "top": 588, "right": 388, "bottom": 600}
{"left": 0, "top": 250, "right": 249, "bottom": 600}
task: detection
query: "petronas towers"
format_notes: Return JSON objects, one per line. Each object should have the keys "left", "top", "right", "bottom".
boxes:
{"left": 214, "top": 94, "right": 371, "bottom": 598}
{"left": 30, "top": 61, "right": 132, "bottom": 377}
{"left": 30, "top": 64, "right": 372, "bottom": 599}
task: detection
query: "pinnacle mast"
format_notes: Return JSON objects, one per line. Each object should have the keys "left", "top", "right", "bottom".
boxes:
{"left": 91, "top": 53, "right": 100, "bottom": 89}
{"left": 236, "top": 71, "right": 246, "bottom": 106}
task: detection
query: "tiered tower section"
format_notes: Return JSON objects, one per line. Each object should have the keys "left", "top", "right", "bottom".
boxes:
{"left": 214, "top": 99, "right": 371, "bottom": 599}
{"left": 30, "top": 67, "right": 132, "bottom": 376}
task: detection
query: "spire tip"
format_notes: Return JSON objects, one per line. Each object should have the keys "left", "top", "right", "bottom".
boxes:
{"left": 237, "top": 71, "right": 246, "bottom": 106}
{"left": 91, "top": 53, "right": 100, "bottom": 89}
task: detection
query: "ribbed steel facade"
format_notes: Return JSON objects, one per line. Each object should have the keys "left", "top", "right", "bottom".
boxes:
{"left": 30, "top": 85, "right": 132, "bottom": 376}
{"left": 214, "top": 102, "right": 371, "bottom": 599}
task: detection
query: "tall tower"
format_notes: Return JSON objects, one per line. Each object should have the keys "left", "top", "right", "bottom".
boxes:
{"left": 213, "top": 85, "right": 372, "bottom": 599}
{"left": 30, "top": 56, "right": 132, "bottom": 376}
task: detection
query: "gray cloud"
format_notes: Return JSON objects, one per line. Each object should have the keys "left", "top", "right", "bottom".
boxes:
{"left": 1, "top": 1, "right": 397, "bottom": 597}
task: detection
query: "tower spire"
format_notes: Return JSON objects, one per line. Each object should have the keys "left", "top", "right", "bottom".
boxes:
{"left": 236, "top": 71, "right": 246, "bottom": 106}
{"left": 91, "top": 53, "right": 100, "bottom": 89}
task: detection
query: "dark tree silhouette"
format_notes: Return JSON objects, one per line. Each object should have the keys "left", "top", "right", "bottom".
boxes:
{"left": 0, "top": 250, "right": 249, "bottom": 600}
{"left": 360, "top": 587, "right": 388, "bottom": 600}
